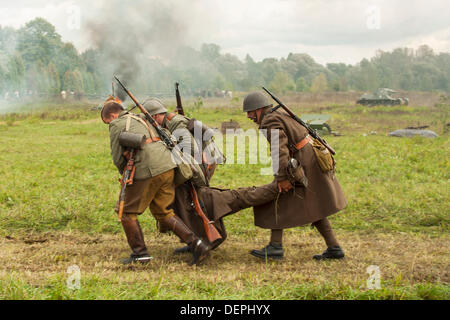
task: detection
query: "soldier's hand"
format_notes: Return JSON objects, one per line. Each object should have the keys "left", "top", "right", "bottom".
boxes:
{"left": 278, "top": 180, "right": 293, "bottom": 193}
{"left": 123, "top": 150, "right": 131, "bottom": 160}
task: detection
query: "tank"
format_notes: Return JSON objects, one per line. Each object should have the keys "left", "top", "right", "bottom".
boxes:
{"left": 356, "top": 88, "right": 409, "bottom": 106}
{"left": 301, "top": 114, "right": 332, "bottom": 135}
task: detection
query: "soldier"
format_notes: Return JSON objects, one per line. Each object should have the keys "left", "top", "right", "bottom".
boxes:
{"left": 239, "top": 91, "right": 348, "bottom": 260}
{"left": 143, "top": 97, "right": 223, "bottom": 181}
{"left": 142, "top": 98, "right": 227, "bottom": 253}
{"left": 100, "top": 96, "right": 210, "bottom": 266}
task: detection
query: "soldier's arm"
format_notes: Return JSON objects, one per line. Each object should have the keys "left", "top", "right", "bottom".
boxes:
{"left": 109, "top": 122, "right": 126, "bottom": 174}
{"left": 171, "top": 117, "right": 200, "bottom": 157}
{"left": 260, "top": 115, "right": 290, "bottom": 182}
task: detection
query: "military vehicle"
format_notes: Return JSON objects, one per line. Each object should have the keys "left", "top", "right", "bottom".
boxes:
{"left": 356, "top": 88, "right": 409, "bottom": 106}
{"left": 301, "top": 114, "right": 332, "bottom": 135}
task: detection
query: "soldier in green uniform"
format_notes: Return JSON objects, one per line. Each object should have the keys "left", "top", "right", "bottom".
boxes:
{"left": 239, "top": 92, "right": 348, "bottom": 261}
{"left": 142, "top": 98, "right": 227, "bottom": 253}
{"left": 100, "top": 96, "right": 210, "bottom": 266}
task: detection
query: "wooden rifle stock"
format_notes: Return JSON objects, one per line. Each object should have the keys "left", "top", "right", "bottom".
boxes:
{"left": 117, "top": 149, "right": 136, "bottom": 222}
{"left": 189, "top": 183, "right": 222, "bottom": 243}
{"left": 175, "top": 82, "right": 185, "bottom": 115}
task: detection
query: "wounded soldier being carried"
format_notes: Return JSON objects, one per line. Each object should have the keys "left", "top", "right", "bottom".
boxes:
{"left": 101, "top": 82, "right": 346, "bottom": 266}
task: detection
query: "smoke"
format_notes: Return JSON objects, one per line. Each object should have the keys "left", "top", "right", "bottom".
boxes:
{"left": 85, "top": 0, "right": 214, "bottom": 99}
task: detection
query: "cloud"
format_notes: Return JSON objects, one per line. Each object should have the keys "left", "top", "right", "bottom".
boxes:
{"left": 0, "top": 0, "right": 449, "bottom": 64}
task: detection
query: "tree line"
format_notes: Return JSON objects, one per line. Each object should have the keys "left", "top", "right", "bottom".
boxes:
{"left": 0, "top": 18, "right": 449, "bottom": 99}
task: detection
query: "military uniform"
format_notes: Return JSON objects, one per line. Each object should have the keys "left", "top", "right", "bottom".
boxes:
{"left": 143, "top": 99, "right": 227, "bottom": 250}
{"left": 254, "top": 106, "right": 347, "bottom": 229}
{"left": 110, "top": 111, "right": 177, "bottom": 219}
{"left": 234, "top": 91, "right": 347, "bottom": 260}
{"left": 106, "top": 108, "right": 210, "bottom": 265}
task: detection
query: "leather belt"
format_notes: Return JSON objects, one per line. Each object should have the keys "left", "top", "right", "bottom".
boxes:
{"left": 294, "top": 134, "right": 311, "bottom": 150}
{"left": 145, "top": 137, "right": 161, "bottom": 144}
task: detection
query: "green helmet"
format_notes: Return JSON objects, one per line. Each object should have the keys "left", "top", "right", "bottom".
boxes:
{"left": 242, "top": 91, "right": 271, "bottom": 112}
{"left": 143, "top": 98, "right": 167, "bottom": 115}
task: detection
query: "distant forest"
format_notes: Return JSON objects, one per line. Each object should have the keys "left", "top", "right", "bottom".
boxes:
{"left": 0, "top": 17, "right": 449, "bottom": 98}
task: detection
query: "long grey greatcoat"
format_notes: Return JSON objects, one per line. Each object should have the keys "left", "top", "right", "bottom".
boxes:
{"left": 253, "top": 107, "right": 347, "bottom": 229}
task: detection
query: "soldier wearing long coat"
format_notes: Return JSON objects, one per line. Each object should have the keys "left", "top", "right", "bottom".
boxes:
{"left": 237, "top": 92, "right": 348, "bottom": 260}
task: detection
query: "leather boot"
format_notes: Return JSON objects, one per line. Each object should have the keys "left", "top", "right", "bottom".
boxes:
{"left": 120, "top": 217, "right": 152, "bottom": 264}
{"left": 174, "top": 237, "right": 224, "bottom": 254}
{"left": 173, "top": 243, "right": 192, "bottom": 254}
{"left": 162, "top": 215, "right": 211, "bottom": 265}
{"left": 313, "top": 246, "right": 345, "bottom": 260}
{"left": 250, "top": 242, "right": 284, "bottom": 260}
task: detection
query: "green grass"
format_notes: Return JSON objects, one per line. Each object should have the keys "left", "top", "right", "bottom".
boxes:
{"left": 0, "top": 98, "right": 448, "bottom": 300}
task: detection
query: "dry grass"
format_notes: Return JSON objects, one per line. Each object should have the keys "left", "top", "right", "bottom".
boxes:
{"left": 0, "top": 95, "right": 448, "bottom": 299}
{"left": 1, "top": 229, "right": 448, "bottom": 299}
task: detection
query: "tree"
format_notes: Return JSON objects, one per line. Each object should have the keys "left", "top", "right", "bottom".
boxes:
{"left": 201, "top": 43, "right": 221, "bottom": 62}
{"left": 47, "top": 63, "right": 60, "bottom": 94}
{"left": 269, "top": 71, "right": 296, "bottom": 94}
{"left": 17, "top": 18, "right": 62, "bottom": 68}
{"left": 6, "top": 54, "right": 25, "bottom": 92}
{"left": 63, "top": 70, "right": 75, "bottom": 91}
{"left": 295, "top": 77, "right": 308, "bottom": 92}
{"left": 310, "top": 73, "right": 328, "bottom": 92}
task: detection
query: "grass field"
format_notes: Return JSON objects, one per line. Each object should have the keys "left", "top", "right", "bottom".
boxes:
{"left": 0, "top": 94, "right": 448, "bottom": 300}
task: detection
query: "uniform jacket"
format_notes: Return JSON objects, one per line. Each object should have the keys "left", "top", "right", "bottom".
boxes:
{"left": 253, "top": 107, "right": 348, "bottom": 229}
{"left": 109, "top": 111, "right": 177, "bottom": 179}
{"left": 162, "top": 113, "right": 200, "bottom": 159}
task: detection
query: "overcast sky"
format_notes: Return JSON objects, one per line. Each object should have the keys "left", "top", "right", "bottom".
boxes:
{"left": 0, "top": 0, "right": 449, "bottom": 65}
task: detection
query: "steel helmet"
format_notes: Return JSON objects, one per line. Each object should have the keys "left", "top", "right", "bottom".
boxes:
{"left": 243, "top": 91, "right": 271, "bottom": 112}
{"left": 143, "top": 98, "right": 167, "bottom": 115}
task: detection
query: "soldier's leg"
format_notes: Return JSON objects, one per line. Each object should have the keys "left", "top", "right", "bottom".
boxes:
{"left": 198, "top": 180, "right": 279, "bottom": 220}
{"left": 312, "top": 218, "right": 345, "bottom": 260}
{"left": 250, "top": 229, "right": 284, "bottom": 260}
{"left": 114, "top": 178, "right": 155, "bottom": 265}
{"left": 270, "top": 229, "right": 283, "bottom": 246}
{"left": 150, "top": 170, "right": 211, "bottom": 266}
{"left": 229, "top": 181, "right": 279, "bottom": 212}
{"left": 120, "top": 213, "right": 152, "bottom": 264}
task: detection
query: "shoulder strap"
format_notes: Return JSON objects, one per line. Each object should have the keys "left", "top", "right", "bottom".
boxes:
{"left": 125, "top": 114, "right": 157, "bottom": 140}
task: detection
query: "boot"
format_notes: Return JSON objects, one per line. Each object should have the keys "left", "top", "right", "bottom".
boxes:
{"left": 162, "top": 215, "right": 211, "bottom": 265}
{"left": 250, "top": 242, "right": 284, "bottom": 260}
{"left": 174, "top": 237, "right": 224, "bottom": 254}
{"left": 313, "top": 246, "right": 345, "bottom": 260}
{"left": 174, "top": 245, "right": 192, "bottom": 254}
{"left": 120, "top": 217, "right": 152, "bottom": 264}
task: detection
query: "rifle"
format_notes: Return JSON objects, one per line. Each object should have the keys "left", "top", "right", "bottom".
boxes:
{"left": 175, "top": 82, "right": 185, "bottom": 115}
{"left": 189, "top": 182, "right": 222, "bottom": 243}
{"left": 262, "top": 87, "right": 336, "bottom": 155}
{"left": 114, "top": 76, "right": 221, "bottom": 240}
{"left": 117, "top": 149, "right": 136, "bottom": 222}
{"left": 114, "top": 75, "right": 176, "bottom": 149}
